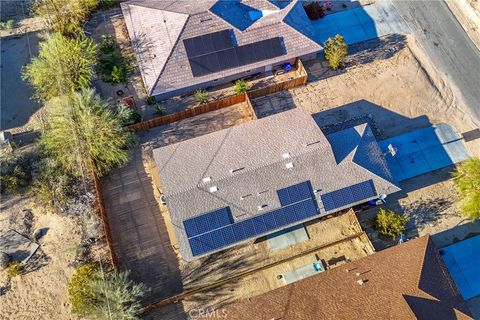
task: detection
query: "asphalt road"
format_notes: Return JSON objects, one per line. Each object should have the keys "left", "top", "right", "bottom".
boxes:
{"left": 392, "top": 0, "right": 480, "bottom": 124}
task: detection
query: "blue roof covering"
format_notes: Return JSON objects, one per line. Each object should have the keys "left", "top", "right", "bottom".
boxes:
{"left": 210, "top": 0, "right": 262, "bottom": 30}
{"left": 327, "top": 124, "right": 397, "bottom": 185}
{"left": 353, "top": 125, "right": 396, "bottom": 184}
{"left": 269, "top": 0, "right": 292, "bottom": 9}
{"left": 282, "top": 1, "right": 318, "bottom": 43}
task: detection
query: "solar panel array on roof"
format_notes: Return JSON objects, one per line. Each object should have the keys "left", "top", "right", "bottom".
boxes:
{"left": 186, "top": 37, "right": 285, "bottom": 77}
{"left": 321, "top": 180, "right": 377, "bottom": 212}
{"left": 183, "top": 30, "right": 234, "bottom": 58}
{"left": 183, "top": 207, "right": 232, "bottom": 238}
{"left": 186, "top": 181, "right": 319, "bottom": 256}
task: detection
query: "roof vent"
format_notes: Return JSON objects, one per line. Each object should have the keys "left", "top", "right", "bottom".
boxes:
{"left": 282, "top": 153, "right": 291, "bottom": 159}
{"left": 257, "top": 204, "right": 268, "bottom": 211}
{"left": 356, "top": 279, "right": 365, "bottom": 285}
{"left": 230, "top": 167, "right": 245, "bottom": 174}
{"left": 240, "top": 194, "right": 252, "bottom": 200}
{"left": 202, "top": 176, "right": 212, "bottom": 183}
{"left": 209, "top": 186, "right": 218, "bottom": 193}
{"left": 286, "top": 162, "right": 294, "bottom": 169}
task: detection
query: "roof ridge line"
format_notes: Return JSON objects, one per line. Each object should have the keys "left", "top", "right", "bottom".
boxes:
{"left": 164, "top": 142, "right": 327, "bottom": 198}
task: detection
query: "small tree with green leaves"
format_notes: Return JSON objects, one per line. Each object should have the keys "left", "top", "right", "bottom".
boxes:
{"left": 88, "top": 271, "right": 148, "bottom": 319}
{"left": 33, "top": 0, "right": 100, "bottom": 37}
{"left": 40, "top": 88, "right": 134, "bottom": 178}
{"left": 69, "top": 265, "right": 147, "bottom": 319}
{"left": 375, "top": 208, "right": 409, "bottom": 239}
{"left": 97, "top": 35, "right": 132, "bottom": 84}
{"left": 194, "top": 89, "right": 209, "bottom": 104}
{"left": 453, "top": 158, "right": 480, "bottom": 220}
{"left": 22, "top": 33, "right": 98, "bottom": 102}
{"left": 68, "top": 264, "right": 99, "bottom": 317}
{"left": 323, "top": 34, "right": 348, "bottom": 70}
{"left": 234, "top": 79, "right": 252, "bottom": 94}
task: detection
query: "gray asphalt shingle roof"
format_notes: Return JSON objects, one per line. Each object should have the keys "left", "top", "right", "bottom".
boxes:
{"left": 153, "top": 109, "right": 400, "bottom": 261}
{"left": 121, "top": 0, "right": 321, "bottom": 96}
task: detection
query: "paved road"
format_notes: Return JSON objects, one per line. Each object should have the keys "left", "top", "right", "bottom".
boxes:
{"left": 392, "top": 0, "right": 480, "bottom": 124}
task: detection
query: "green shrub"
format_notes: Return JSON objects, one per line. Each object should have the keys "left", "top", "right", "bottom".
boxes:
{"left": 130, "top": 110, "right": 142, "bottom": 123}
{"left": 68, "top": 265, "right": 147, "bottom": 319}
{"left": 146, "top": 95, "right": 156, "bottom": 105}
{"left": 234, "top": 79, "right": 252, "bottom": 94}
{"left": 453, "top": 158, "right": 480, "bottom": 220}
{"left": 97, "top": 35, "right": 132, "bottom": 84}
{"left": 7, "top": 261, "right": 23, "bottom": 277}
{"left": 153, "top": 104, "right": 164, "bottom": 116}
{"left": 89, "top": 271, "right": 148, "bottom": 319}
{"left": 33, "top": 0, "right": 99, "bottom": 37}
{"left": 0, "top": 152, "right": 36, "bottom": 195}
{"left": 0, "top": 19, "right": 15, "bottom": 30}
{"left": 375, "top": 208, "right": 409, "bottom": 239}
{"left": 68, "top": 264, "right": 100, "bottom": 317}
{"left": 323, "top": 34, "right": 348, "bottom": 70}
{"left": 194, "top": 90, "right": 209, "bottom": 104}
{"left": 22, "top": 33, "right": 98, "bottom": 102}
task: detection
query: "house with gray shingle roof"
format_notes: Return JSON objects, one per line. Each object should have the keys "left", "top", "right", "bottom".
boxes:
{"left": 121, "top": 0, "right": 321, "bottom": 100}
{"left": 153, "top": 108, "right": 400, "bottom": 261}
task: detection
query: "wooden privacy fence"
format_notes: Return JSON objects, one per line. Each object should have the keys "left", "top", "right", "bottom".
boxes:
{"left": 93, "top": 172, "right": 118, "bottom": 269}
{"left": 247, "top": 58, "right": 308, "bottom": 99}
{"left": 127, "top": 59, "right": 308, "bottom": 133}
{"left": 128, "top": 93, "right": 252, "bottom": 132}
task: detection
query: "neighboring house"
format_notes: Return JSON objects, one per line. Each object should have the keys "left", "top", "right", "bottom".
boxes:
{"left": 206, "top": 235, "right": 474, "bottom": 320}
{"left": 153, "top": 108, "right": 400, "bottom": 261}
{"left": 121, "top": 0, "right": 320, "bottom": 100}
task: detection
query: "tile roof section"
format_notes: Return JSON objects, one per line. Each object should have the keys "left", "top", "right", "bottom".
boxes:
{"left": 207, "top": 236, "right": 473, "bottom": 320}
{"left": 122, "top": 3, "right": 188, "bottom": 91}
{"left": 121, "top": 0, "right": 322, "bottom": 96}
{"left": 153, "top": 108, "right": 400, "bottom": 260}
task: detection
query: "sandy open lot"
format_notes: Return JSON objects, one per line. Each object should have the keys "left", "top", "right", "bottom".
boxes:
{"left": 0, "top": 196, "right": 79, "bottom": 320}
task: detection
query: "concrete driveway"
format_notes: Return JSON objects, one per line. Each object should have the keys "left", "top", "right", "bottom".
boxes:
{"left": 311, "top": 0, "right": 410, "bottom": 45}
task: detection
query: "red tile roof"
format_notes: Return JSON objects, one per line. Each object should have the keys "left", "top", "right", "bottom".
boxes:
{"left": 209, "top": 236, "right": 472, "bottom": 320}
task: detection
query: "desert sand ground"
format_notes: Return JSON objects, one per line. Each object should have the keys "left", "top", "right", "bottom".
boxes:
{"left": 0, "top": 196, "right": 80, "bottom": 320}
{"left": 2, "top": 11, "right": 479, "bottom": 320}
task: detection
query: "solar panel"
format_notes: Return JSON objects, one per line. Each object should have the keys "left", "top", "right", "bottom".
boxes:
{"left": 186, "top": 181, "right": 321, "bottom": 256}
{"left": 183, "top": 30, "right": 234, "bottom": 58}
{"left": 188, "top": 37, "right": 285, "bottom": 77}
{"left": 183, "top": 207, "right": 232, "bottom": 238}
{"left": 321, "top": 180, "right": 376, "bottom": 212}
{"left": 277, "top": 181, "right": 313, "bottom": 206}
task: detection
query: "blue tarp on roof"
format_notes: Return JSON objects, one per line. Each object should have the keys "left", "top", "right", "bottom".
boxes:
{"left": 379, "top": 124, "right": 470, "bottom": 181}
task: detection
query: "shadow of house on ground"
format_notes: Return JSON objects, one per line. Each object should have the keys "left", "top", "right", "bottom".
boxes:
{"left": 312, "top": 99, "right": 431, "bottom": 139}
{"left": 250, "top": 90, "right": 296, "bottom": 119}
{"left": 100, "top": 146, "right": 183, "bottom": 306}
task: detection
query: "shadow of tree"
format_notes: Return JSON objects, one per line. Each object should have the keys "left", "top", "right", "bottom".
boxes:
{"left": 304, "top": 33, "right": 407, "bottom": 83}
{"left": 22, "top": 247, "right": 50, "bottom": 275}
{"left": 404, "top": 197, "right": 455, "bottom": 231}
